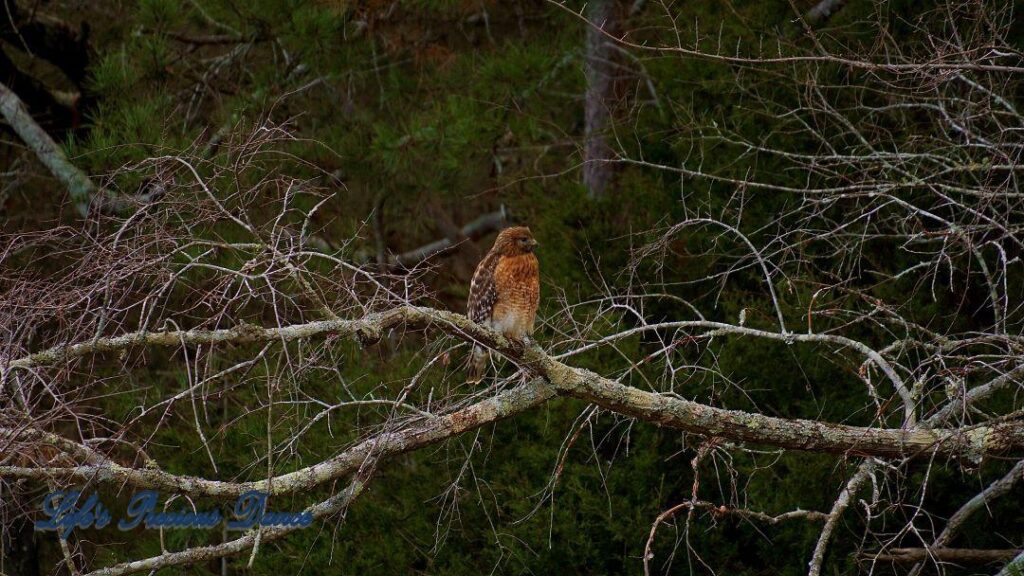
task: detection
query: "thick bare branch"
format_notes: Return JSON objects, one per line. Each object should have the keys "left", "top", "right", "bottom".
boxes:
{"left": 868, "top": 548, "right": 1022, "bottom": 564}
{"left": 0, "top": 378, "right": 555, "bottom": 497}
{"left": 0, "top": 80, "right": 95, "bottom": 216}
{"left": 6, "top": 306, "right": 1024, "bottom": 478}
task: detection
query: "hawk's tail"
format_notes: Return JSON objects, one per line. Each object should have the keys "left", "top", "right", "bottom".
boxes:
{"left": 466, "top": 345, "right": 489, "bottom": 384}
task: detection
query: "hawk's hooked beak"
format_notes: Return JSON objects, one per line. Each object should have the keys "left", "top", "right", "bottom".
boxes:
{"left": 528, "top": 238, "right": 539, "bottom": 250}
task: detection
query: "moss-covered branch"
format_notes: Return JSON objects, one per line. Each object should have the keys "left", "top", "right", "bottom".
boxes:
{"left": 5, "top": 305, "right": 1024, "bottom": 503}
{"left": 0, "top": 377, "right": 554, "bottom": 497}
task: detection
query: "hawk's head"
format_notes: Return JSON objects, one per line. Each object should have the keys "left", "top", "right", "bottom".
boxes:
{"left": 493, "top": 226, "right": 539, "bottom": 256}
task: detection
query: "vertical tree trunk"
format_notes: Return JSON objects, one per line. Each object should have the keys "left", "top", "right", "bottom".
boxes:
{"left": 583, "top": 0, "right": 617, "bottom": 200}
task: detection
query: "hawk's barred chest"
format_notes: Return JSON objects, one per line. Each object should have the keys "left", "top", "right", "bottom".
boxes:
{"left": 468, "top": 251, "right": 540, "bottom": 340}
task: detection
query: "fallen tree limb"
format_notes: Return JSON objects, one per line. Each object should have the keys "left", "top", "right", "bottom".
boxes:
{"left": 0, "top": 79, "right": 95, "bottom": 216}
{"left": 391, "top": 206, "right": 508, "bottom": 267}
{"left": 0, "top": 80, "right": 153, "bottom": 216}
{"left": 866, "top": 547, "right": 1022, "bottom": 564}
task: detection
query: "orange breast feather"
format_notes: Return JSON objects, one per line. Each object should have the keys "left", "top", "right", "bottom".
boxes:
{"left": 491, "top": 253, "right": 540, "bottom": 339}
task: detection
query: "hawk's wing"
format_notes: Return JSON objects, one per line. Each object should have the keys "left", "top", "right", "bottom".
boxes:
{"left": 467, "top": 251, "right": 500, "bottom": 326}
{"left": 466, "top": 251, "right": 501, "bottom": 383}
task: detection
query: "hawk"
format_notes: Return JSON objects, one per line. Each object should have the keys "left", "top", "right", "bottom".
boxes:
{"left": 466, "top": 226, "right": 540, "bottom": 383}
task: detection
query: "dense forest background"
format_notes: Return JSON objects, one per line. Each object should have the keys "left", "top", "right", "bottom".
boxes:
{"left": 2, "top": 0, "right": 1024, "bottom": 574}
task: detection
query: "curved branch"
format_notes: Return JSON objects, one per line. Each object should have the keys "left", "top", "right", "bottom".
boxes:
{"left": 555, "top": 318, "right": 908, "bottom": 408}
{"left": 5, "top": 307, "right": 1024, "bottom": 504}
{"left": 663, "top": 219, "right": 789, "bottom": 334}
{"left": 84, "top": 466, "right": 373, "bottom": 576}
{"left": 0, "top": 378, "right": 554, "bottom": 498}
{"left": 533, "top": 348, "right": 1022, "bottom": 458}
{"left": 935, "top": 459, "right": 1024, "bottom": 547}
{"left": 907, "top": 459, "right": 1024, "bottom": 575}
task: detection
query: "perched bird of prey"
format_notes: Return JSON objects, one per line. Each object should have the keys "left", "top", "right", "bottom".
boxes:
{"left": 466, "top": 226, "right": 540, "bottom": 383}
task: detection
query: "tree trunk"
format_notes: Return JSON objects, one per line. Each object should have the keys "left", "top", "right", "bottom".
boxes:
{"left": 583, "top": 0, "right": 616, "bottom": 200}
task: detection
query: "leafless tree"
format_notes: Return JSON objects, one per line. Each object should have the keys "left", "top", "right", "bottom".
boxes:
{"left": 3, "top": 1, "right": 1024, "bottom": 575}
{"left": 554, "top": 0, "right": 1024, "bottom": 573}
